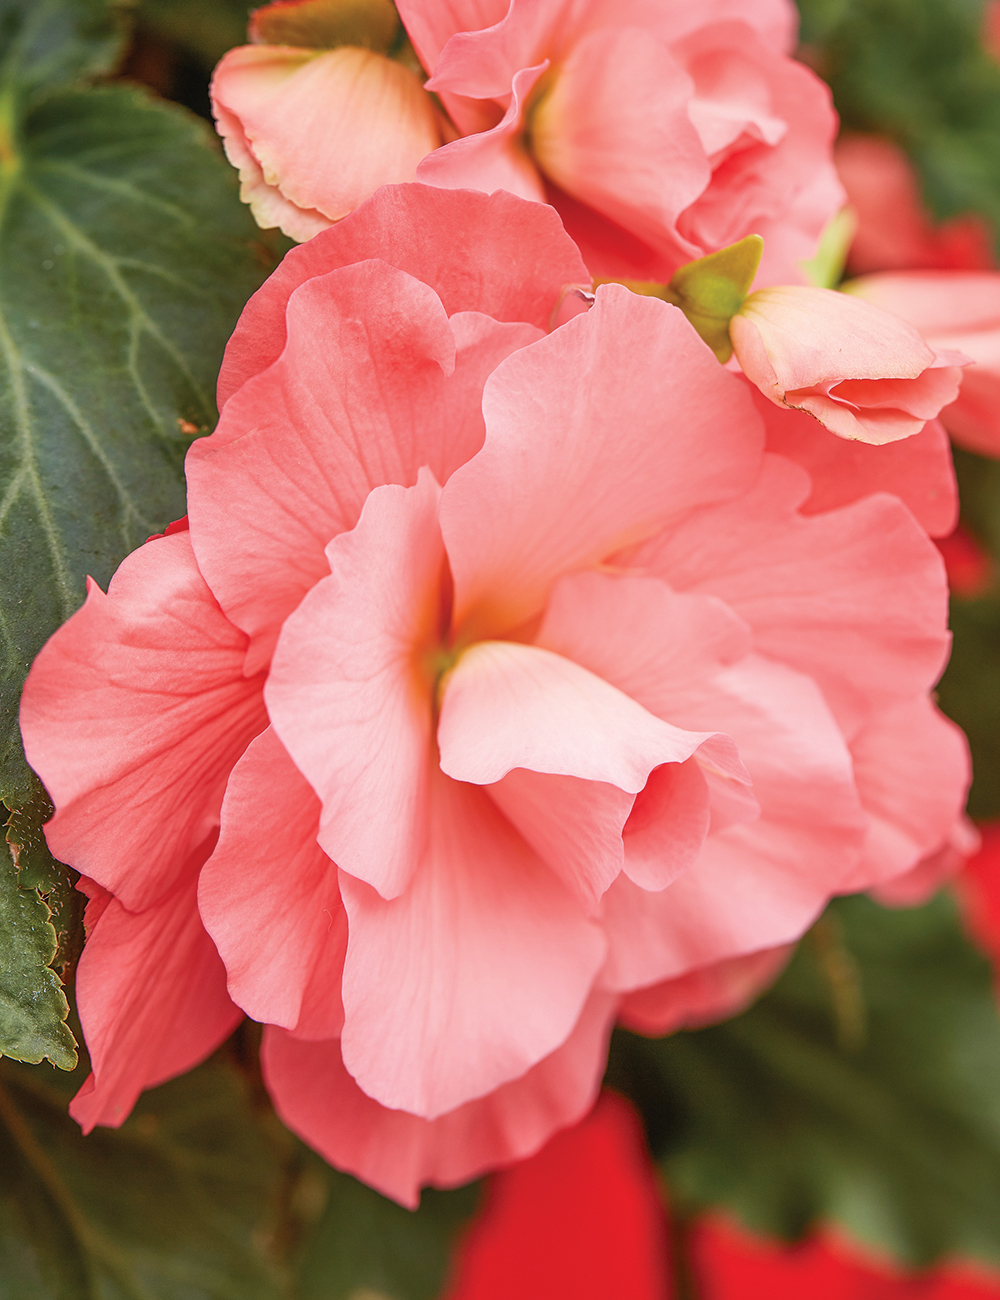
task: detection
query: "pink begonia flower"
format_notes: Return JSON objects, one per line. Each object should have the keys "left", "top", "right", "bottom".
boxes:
{"left": 730, "top": 284, "right": 967, "bottom": 444}
{"left": 212, "top": 0, "right": 842, "bottom": 284}
{"left": 846, "top": 272, "right": 1000, "bottom": 458}
{"left": 835, "top": 135, "right": 994, "bottom": 277}
{"left": 21, "top": 186, "right": 968, "bottom": 1206}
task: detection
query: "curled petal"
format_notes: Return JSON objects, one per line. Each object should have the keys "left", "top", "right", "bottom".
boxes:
{"left": 216, "top": 184, "right": 589, "bottom": 407}
{"left": 20, "top": 532, "right": 267, "bottom": 910}
{"left": 212, "top": 45, "right": 440, "bottom": 239}
{"left": 438, "top": 639, "right": 743, "bottom": 790}
{"left": 266, "top": 473, "right": 443, "bottom": 899}
{"left": 71, "top": 853, "right": 241, "bottom": 1133}
{"left": 199, "top": 727, "right": 346, "bottom": 1039}
{"left": 339, "top": 767, "right": 605, "bottom": 1117}
{"left": 441, "top": 285, "right": 763, "bottom": 637}
{"left": 261, "top": 989, "right": 616, "bottom": 1207}
{"left": 731, "top": 285, "right": 964, "bottom": 444}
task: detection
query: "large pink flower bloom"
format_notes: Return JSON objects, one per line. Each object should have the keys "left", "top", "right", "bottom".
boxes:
{"left": 212, "top": 0, "right": 842, "bottom": 284}
{"left": 21, "top": 186, "right": 967, "bottom": 1206}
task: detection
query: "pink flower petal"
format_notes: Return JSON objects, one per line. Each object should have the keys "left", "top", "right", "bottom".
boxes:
{"left": 211, "top": 45, "right": 440, "bottom": 233}
{"left": 396, "top": 0, "right": 512, "bottom": 75}
{"left": 441, "top": 285, "right": 763, "bottom": 637}
{"left": 70, "top": 852, "right": 241, "bottom": 1133}
{"left": 261, "top": 990, "right": 616, "bottom": 1207}
{"left": 840, "top": 696, "right": 972, "bottom": 894}
{"left": 731, "top": 285, "right": 964, "bottom": 445}
{"left": 486, "top": 769, "right": 632, "bottom": 912}
{"left": 674, "top": 24, "right": 838, "bottom": 257}
{"left": 438, "top": 639, "right": 736, "bottom": 790}
{"left": 758, "top": 389, "right": 958, "bottom": 538}
{"left": 266, "top": 472, "right": 443, "bottom": 900}
{"left": 619, "top": 946, "right": 792, "bottom": 1036}
{"left": 527, "top": 29, "right": 707, "bottom": 262}
{"left": 198, "top": 727, "right": 346, "bottom": 1038}
{"left": 20, "top": 532, "right": 267, "bottom": 911}
{"left": 212, "top": 92, "right": 332, "bottom": 244}
{"left": 621, "top": 758, "right": 712, "bottom": 892}
{"left": 339, "top": 767, "right": 605, "bottom": 1117}
{"left": 633, "top": 454, "right": 951, "bottom": 732}
{"left": 417, "top": 63, "right": 549, "bottom": 202}
{"left": 535, "top": 570, "right": 752, "bottom": 716}
{"left": 187, "top": 261, "right": 456, "bottom": 674}
{"left": 216, "top": 185, "right": 590, "bottom": 408}
{"left": 599, "top": 654, "right": 864, "bottom": 991}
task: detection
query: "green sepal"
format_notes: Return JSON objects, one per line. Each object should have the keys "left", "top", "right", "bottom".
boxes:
{"left": 249, "top": 0, "right": 403, "bottom": 54}
{"left": 600, "top": 235, "right": 764, "bottom": 362}
{"left": 668, "top": 234, "right": 764, "bottom": 361}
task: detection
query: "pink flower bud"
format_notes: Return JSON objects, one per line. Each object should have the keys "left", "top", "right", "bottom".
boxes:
{"left": 731, "top": 284, "right": 967, "bottom": 444}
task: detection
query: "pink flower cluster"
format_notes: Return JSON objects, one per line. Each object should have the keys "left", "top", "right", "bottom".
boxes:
{"left": 19, "top": 0, "right": 998, "bottom": 1214}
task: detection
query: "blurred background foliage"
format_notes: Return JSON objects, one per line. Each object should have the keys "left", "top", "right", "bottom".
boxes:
{"left": 6, "top": 0, "right": 1000, "bottom": 1297}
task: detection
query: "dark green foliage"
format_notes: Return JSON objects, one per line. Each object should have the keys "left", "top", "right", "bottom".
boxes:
{"left": 296, "top": 1159, "right": 480, "bottom": 1300}
{"left": 0, "top": 1053, "right": 284, "bottom": 1298}
{"left": 606, "top": 894, "right": 1000, "bottom": 1269}
{"left": 0, "top": 78, "right": 274, "bottom": 798}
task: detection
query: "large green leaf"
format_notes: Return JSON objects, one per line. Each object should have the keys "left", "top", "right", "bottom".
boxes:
{"left": 0, "top": 77, "right": 274, "bottom": 798}
{"left": 0, "top": 1052, "right": 283, "bottom": 1298}
{"left": 606, "top": 894, "right": 1000, "bottom": 1269}
{"left": 295, "top": 1157, "right": 479, "bottom": 1300}
{"left": 0, "top": 0, "right": 127, "bottom": 104}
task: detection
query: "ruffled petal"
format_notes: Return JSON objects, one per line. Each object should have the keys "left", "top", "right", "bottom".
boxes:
{"left": 198, "top": 727, "right": 346, "bottom": 1039}
{"left": 438, "top": 639, "right": 741, "bottom": 789}
{"left": 441, "top": 285, "right": 763, "bottom": 637}
{"left": 212, "top": 45, "right": 439, "bottom": 231}
{"left": 633, "top": 454, "right": 951, "bottom": 732}
{"left": 417, "top": 63, "right": 550, "bottom": 202}
{"left": 758, "top": 389, "right": 957, "bottom": 538}
{"left": 70, "top": 851, "right": 241, "bottom": 1133}
{"left": 599, "top": 654, "right": 865, "bottom": 992}
{"left": 840, "top": 695, "right": 972, "bottom": 894}
{"left": 527, "top": 28, "right": 706, "bottom": 262}
{"left": 187, "top": 261, "right": 456, "bottom": 673}
{"left": 618, "top": 945, "right": 791, "bottom": 1035}
{"left": 20, "top": 532, "right": 267, "bottom": 910}
{"left": 266, "top": 473, "right": 442, "bottom": 899}
{"left": 486, "top": 769, "right": 632, "bottom": 912}
{"left": 216, "top": 185, "right": 590, "bottom": 407}
{"left": 261, "top": 990, "right": 616, "bottom": 1207}
{"left": 339, "top": 767, "right": 605, "bottom": 1117}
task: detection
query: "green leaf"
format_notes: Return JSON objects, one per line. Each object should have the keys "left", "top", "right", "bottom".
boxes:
{"left": 0, "top": 78, "right": 277, "bottom": 801}
{"left": 606, "top": 893, "right": 1000, "bottom": 1269}
{"left": 0, "top": 0, "right": 128, "bottom": 105}
{"left": 0, "top": 1051, "right": 284, "bottom": 1298}
{"left": 294, "top": 1157, "right": 479, "bottom": 1300}
{"left": 0, "top": 838, "right": 75, "bottom": 1071}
